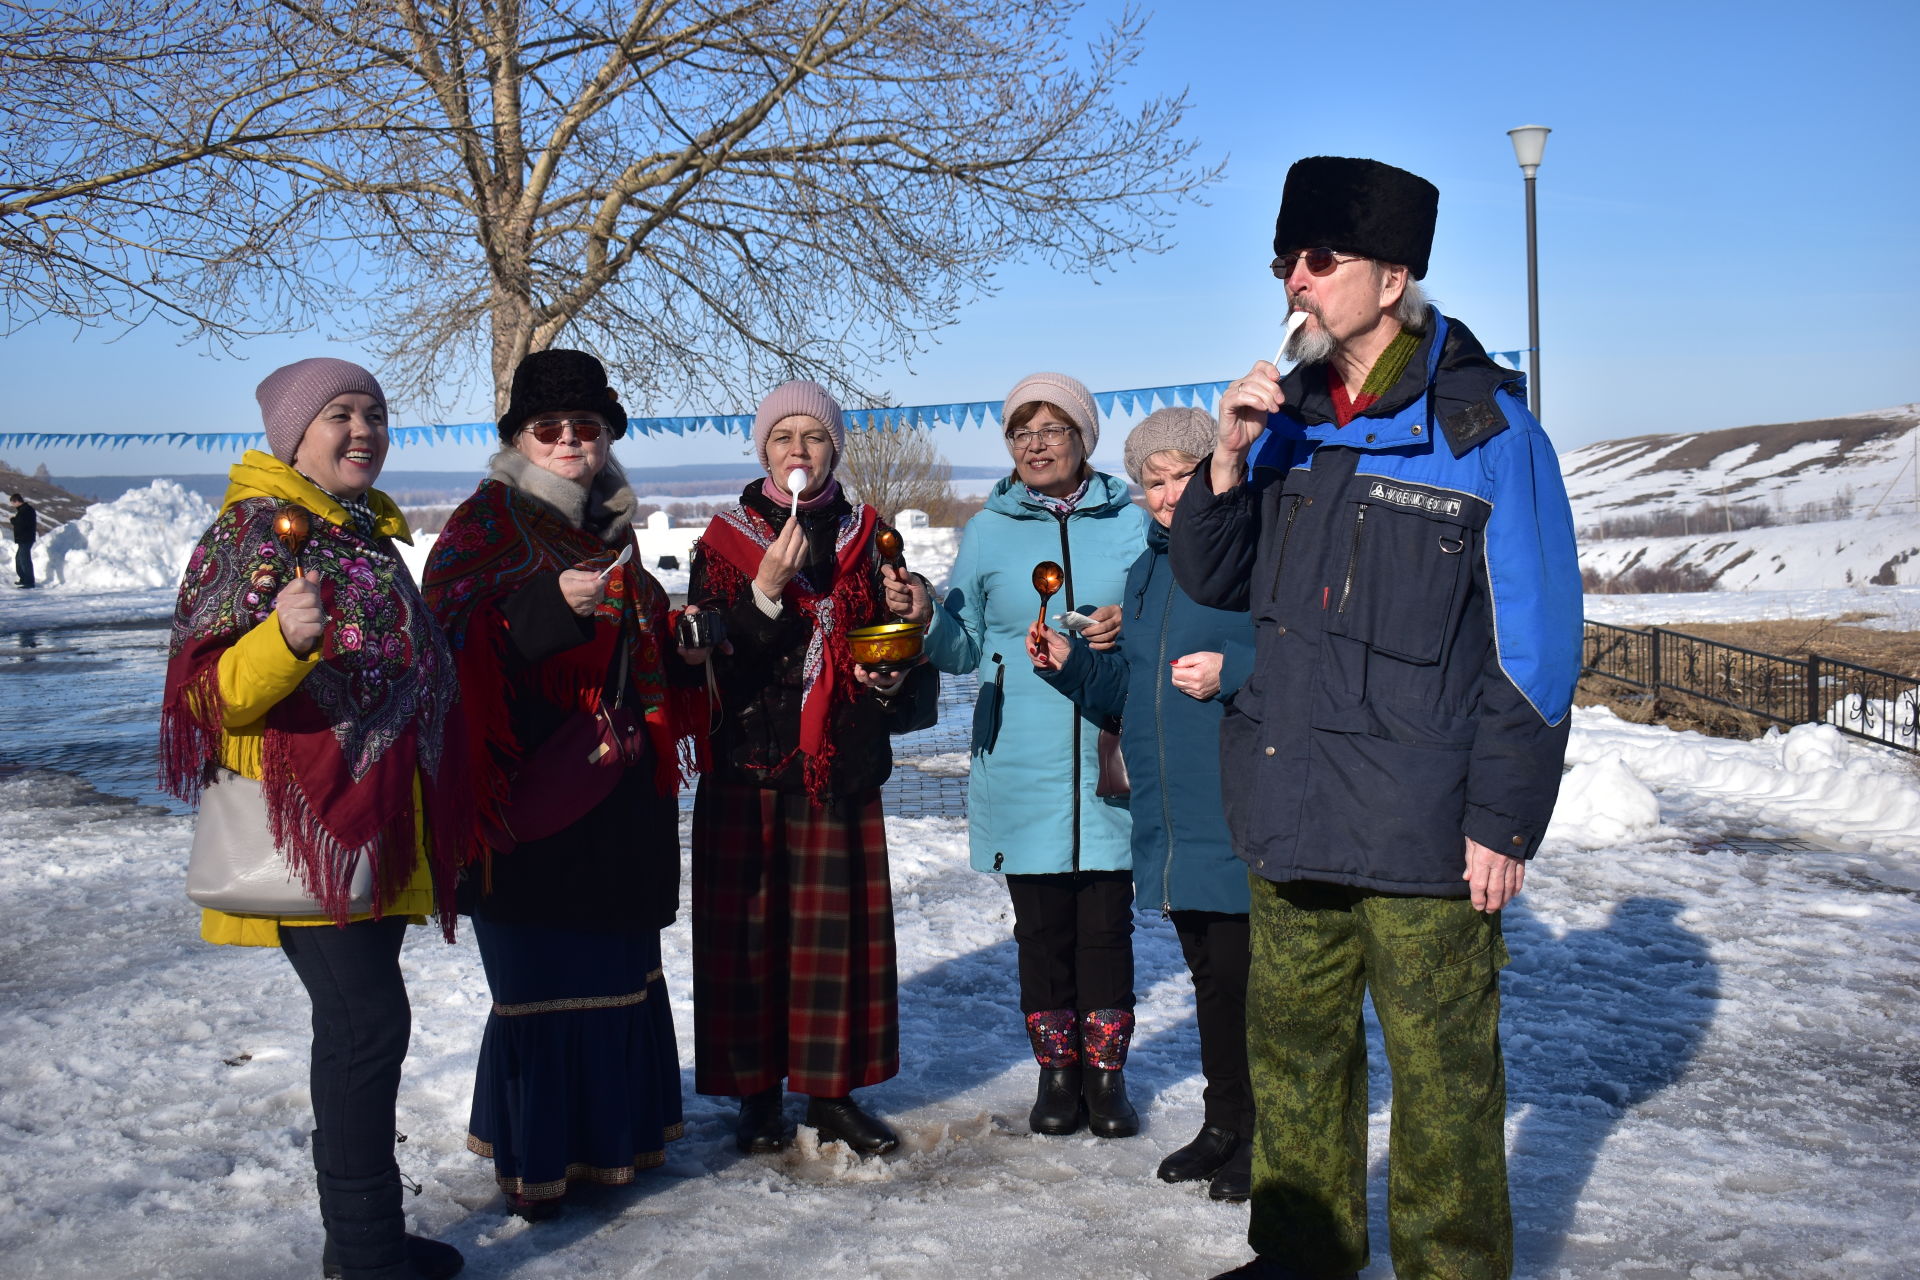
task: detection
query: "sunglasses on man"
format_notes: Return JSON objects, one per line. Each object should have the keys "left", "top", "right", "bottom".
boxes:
{"left": 1270, "top": 248, "right": 1366, "bottom": 279}
{"left": 523, "top": 416, "right": 607, "bottom": 444}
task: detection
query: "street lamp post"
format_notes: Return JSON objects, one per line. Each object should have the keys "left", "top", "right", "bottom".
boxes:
{"left": 1507, "top": 124, "right": 1550, "bottom": 420}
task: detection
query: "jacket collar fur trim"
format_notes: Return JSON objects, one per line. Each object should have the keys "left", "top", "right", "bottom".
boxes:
{"left": 486, "top": 448, "right": 637, "bottom": 544}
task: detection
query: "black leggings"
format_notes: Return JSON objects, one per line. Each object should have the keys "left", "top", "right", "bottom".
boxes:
{"left": 1005, "top": 870, "right": 1135, "bottom": 1013}
{"left": 278, "top": 916, "right": 412, "bottom": 1177}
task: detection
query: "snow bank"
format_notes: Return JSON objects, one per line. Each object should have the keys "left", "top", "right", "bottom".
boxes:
{"left": 1564, "top": 708, "right": 1920, "bottom": 856}
{"left": 1545, "top": 753, "right": 1668, "bottom": 848}
{"left": 35, "top": 479, "right": 213, "bottom": 589}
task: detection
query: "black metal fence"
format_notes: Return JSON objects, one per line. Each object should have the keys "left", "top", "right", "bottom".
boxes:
{"left": 1581, "top": 621, "right": 1920, "bottom": 754}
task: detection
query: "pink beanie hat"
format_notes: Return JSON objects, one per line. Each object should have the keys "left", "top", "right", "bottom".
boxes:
{"left": 752, "top": 380, "right": 846, "bottom": 472}
{"left": 1003, "top": 372, "right": 1099, "bottom": 455}
{"left": 255, "top": 358, "right": 387, "bottom": 463}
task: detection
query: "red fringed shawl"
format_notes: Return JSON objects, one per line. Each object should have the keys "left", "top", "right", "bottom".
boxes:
{"left": 695, "top": 499, "right": 881, "bottom": 802}
{"left": 421, "top": 479, "right": 704, "bottom": 858}
{"left": 160, "top": 494, "right": 468, "bottom": 934}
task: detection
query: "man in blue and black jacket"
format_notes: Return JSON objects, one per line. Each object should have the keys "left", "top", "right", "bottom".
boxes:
{"left": 1171, "top": 156, "right": 1582, "bottom": 1280}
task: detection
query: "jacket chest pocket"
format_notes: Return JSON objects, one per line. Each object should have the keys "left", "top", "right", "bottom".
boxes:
{"left": 1328, "top": 498, "right": 1472, "bottom": 665}
{"left": 1260, "top": 483, "right": 1314, "bottom": 614}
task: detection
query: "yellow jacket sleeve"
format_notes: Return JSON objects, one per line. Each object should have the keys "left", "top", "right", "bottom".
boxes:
{"left": 218, "top": 614, "right": 318, "bottom": 730}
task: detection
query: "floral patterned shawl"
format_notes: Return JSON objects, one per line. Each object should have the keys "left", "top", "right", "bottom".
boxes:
{"left": 160, "top": 452, "right": 466, "bottom": 931}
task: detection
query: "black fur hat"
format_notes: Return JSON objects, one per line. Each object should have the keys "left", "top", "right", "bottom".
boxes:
{"left": 496, "top": 349, "right": 629, "bottom": 443}
{"left": 1273, "top": 157, "right": 1440, "bottom": 280}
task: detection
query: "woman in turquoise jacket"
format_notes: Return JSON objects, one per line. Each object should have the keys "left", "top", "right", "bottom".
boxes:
{"left": 1029, "top": 408, "right": 1258, "bottom": 1202}
{"left": 911, "top": 372, "right": 1149, "bottom": 1139}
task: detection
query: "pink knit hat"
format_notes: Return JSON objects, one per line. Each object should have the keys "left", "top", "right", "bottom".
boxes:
{"left": 255, "top": 358, "right": 387, "bottom": 463}
{"left": 1003, "top": 372, "right": 1099, "bottom": 455}
{"left": 752, "top": 380, "right": 846, "bottom": 472}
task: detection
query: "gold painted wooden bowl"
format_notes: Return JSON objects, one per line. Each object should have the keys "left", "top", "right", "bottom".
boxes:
{"left": 847, "top": 621, "right": 926, "bottom": 671}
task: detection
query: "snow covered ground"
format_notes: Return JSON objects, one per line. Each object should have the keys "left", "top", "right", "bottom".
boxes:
{"left": 3, "top": 494, "right": 1919, "bottom": 1278}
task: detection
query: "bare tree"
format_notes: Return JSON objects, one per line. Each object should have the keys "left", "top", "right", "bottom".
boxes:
{"left": 837, "top": 421, "right": 952, "bottom": 521}
{"left": 0, "top": 1, "right": 345, "bottom": 338}
{"left": 3, "top": 0, "right": 1217, "bottom": 416}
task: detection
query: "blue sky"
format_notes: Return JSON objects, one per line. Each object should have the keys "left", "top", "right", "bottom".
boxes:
{"left": 6, "top": 0, "right": 1916, "bottom": 478}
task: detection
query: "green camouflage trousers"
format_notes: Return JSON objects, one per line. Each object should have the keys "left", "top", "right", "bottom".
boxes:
{"left": 1246, "top": 877, "right": 1513, "bottom": 1279}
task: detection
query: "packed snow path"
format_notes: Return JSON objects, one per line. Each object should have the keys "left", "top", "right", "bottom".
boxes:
{"left": 1, "top": 636, "right": 1917, "bottom": 1275}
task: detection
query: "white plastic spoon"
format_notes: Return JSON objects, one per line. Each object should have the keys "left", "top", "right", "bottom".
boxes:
{"left": 596, "top": 544, "right": 632, "bottom": 582}
{"left": 1273, "top": 309, "right": 1310, "bottom": 367}
{"left": 786, "top": 468, "right": 809, "bottom": 516}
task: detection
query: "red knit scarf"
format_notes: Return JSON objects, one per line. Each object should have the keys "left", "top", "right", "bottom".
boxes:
{"left": 695, "top": 500, "right": 881, "bottom": 801}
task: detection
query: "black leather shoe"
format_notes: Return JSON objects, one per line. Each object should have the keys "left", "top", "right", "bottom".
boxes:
{"left": 736, "top": 1086, "right": 789, "bottom": 1154}
{"left": 1207, "top": 1137, "right": 1252, "bottom": 1202}
{"left": 804, "top": 1095, "right": 899, "bottom": 1156}
{"left": 1028, "top": 1066, "right": 1085, "bottom": 1135}
{"left": 1084, "top": 1067, "right": 1139, "bottom": 1138}
{"left": 1156, "top": 1124, "right": 1239, "bottom": 1184}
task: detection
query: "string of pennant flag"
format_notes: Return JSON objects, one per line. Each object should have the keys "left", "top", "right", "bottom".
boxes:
{"left": 0, "top": 358, "right": 1527, "bottom": 452}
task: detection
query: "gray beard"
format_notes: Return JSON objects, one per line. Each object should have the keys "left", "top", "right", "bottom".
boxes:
{"left": 1285, "top": 322, "right": 1337, "bottom": 366}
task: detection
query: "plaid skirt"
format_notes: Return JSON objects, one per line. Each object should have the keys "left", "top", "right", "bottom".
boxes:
{"left": 691, "top": 782, "right": 899, "bottom": 1098}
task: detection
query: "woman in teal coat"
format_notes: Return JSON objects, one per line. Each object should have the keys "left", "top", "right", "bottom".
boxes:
{"left": 1029, "top": 408, "right": 1258, "bottom": 1202}
{"left": 906, "top": 372, "right": 1149, "bottom": 1139}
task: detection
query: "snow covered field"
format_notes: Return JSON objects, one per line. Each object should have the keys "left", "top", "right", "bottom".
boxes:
{"left": 2, "top": 486, "right": 1919, "bottom": 1278}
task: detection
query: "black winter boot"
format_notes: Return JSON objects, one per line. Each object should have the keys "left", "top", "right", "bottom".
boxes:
{"left": 1081, "top": 1009, "right": 1140, "bottom": 1139}
{"left": 1029, "top": 1066, "right": 1085, "bottom": 1135}
{"left": 1025, "top": 1010, "right": 1084, "bottom": 1135}
{"left": 805, "top": 1095, "right": 899, "bottom": 1156}
{"left": 317, "top": 1166, "right": 464, "bottom": 1280}
{"left": 736, "top": 1086, "right": 790, "bottom": 1154}
{"left": 1083, "top": 1068, "right": 1139, "bottom": 1138}
{"left": 314, "top": 1133, "right": 462, "bottom": 1279}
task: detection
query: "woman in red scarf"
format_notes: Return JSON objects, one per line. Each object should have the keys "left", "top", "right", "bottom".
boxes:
{"left": 423, "top": 350, "right": 707, "bottom": 1218}
{"left": 161, "top": 358, "right": 465, "bottom": 1280}
{"left": 689, "top": 380, "right": 936, "bottom": 1157}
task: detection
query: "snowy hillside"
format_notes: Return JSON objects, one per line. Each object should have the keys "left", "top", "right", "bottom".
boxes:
{"left": 1577, "top": 512, "right": 1918, "bottom": 592}
{"left": 1563, "top": 405, "right": 1920, "bottom": 590}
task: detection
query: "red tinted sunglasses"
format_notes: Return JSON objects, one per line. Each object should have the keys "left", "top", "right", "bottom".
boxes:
{"left": 524, "top": 416, "right": 606, "bottom": 444}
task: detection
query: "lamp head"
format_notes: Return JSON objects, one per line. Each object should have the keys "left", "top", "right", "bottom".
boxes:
{"left": 1508, "top": 125, "right": 1551, "bottom": 178}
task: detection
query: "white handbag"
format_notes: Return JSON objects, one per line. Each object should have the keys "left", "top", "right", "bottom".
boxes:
{"left": 185, "top": 769, "right": 372, "bottom": 915}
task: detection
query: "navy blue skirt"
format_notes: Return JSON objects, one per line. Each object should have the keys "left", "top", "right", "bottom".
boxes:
{"left": 467, "top": 919, "right": 683, "bottom": 1201}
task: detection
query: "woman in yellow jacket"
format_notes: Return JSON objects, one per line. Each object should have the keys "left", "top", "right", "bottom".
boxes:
{"left": 161, "top": 359, "right": 467, "bottom": 1280}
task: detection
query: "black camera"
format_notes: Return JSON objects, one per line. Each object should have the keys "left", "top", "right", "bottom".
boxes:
{"left": 675, "top": 609, "right": 726, "bottom": 649}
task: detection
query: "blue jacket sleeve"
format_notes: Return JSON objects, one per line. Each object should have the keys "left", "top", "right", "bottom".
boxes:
{"left": 1462, "top": 401, "right": 1585, "bottom": 859}
{"left": 1168, "top": 454, "right": 1266, "bottom": 611}
{"left": 1035, "top": 635, "right": 1130, "bottom": 721}
{"left": 923, "top": 517, "right": 987, "bottom": 675}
